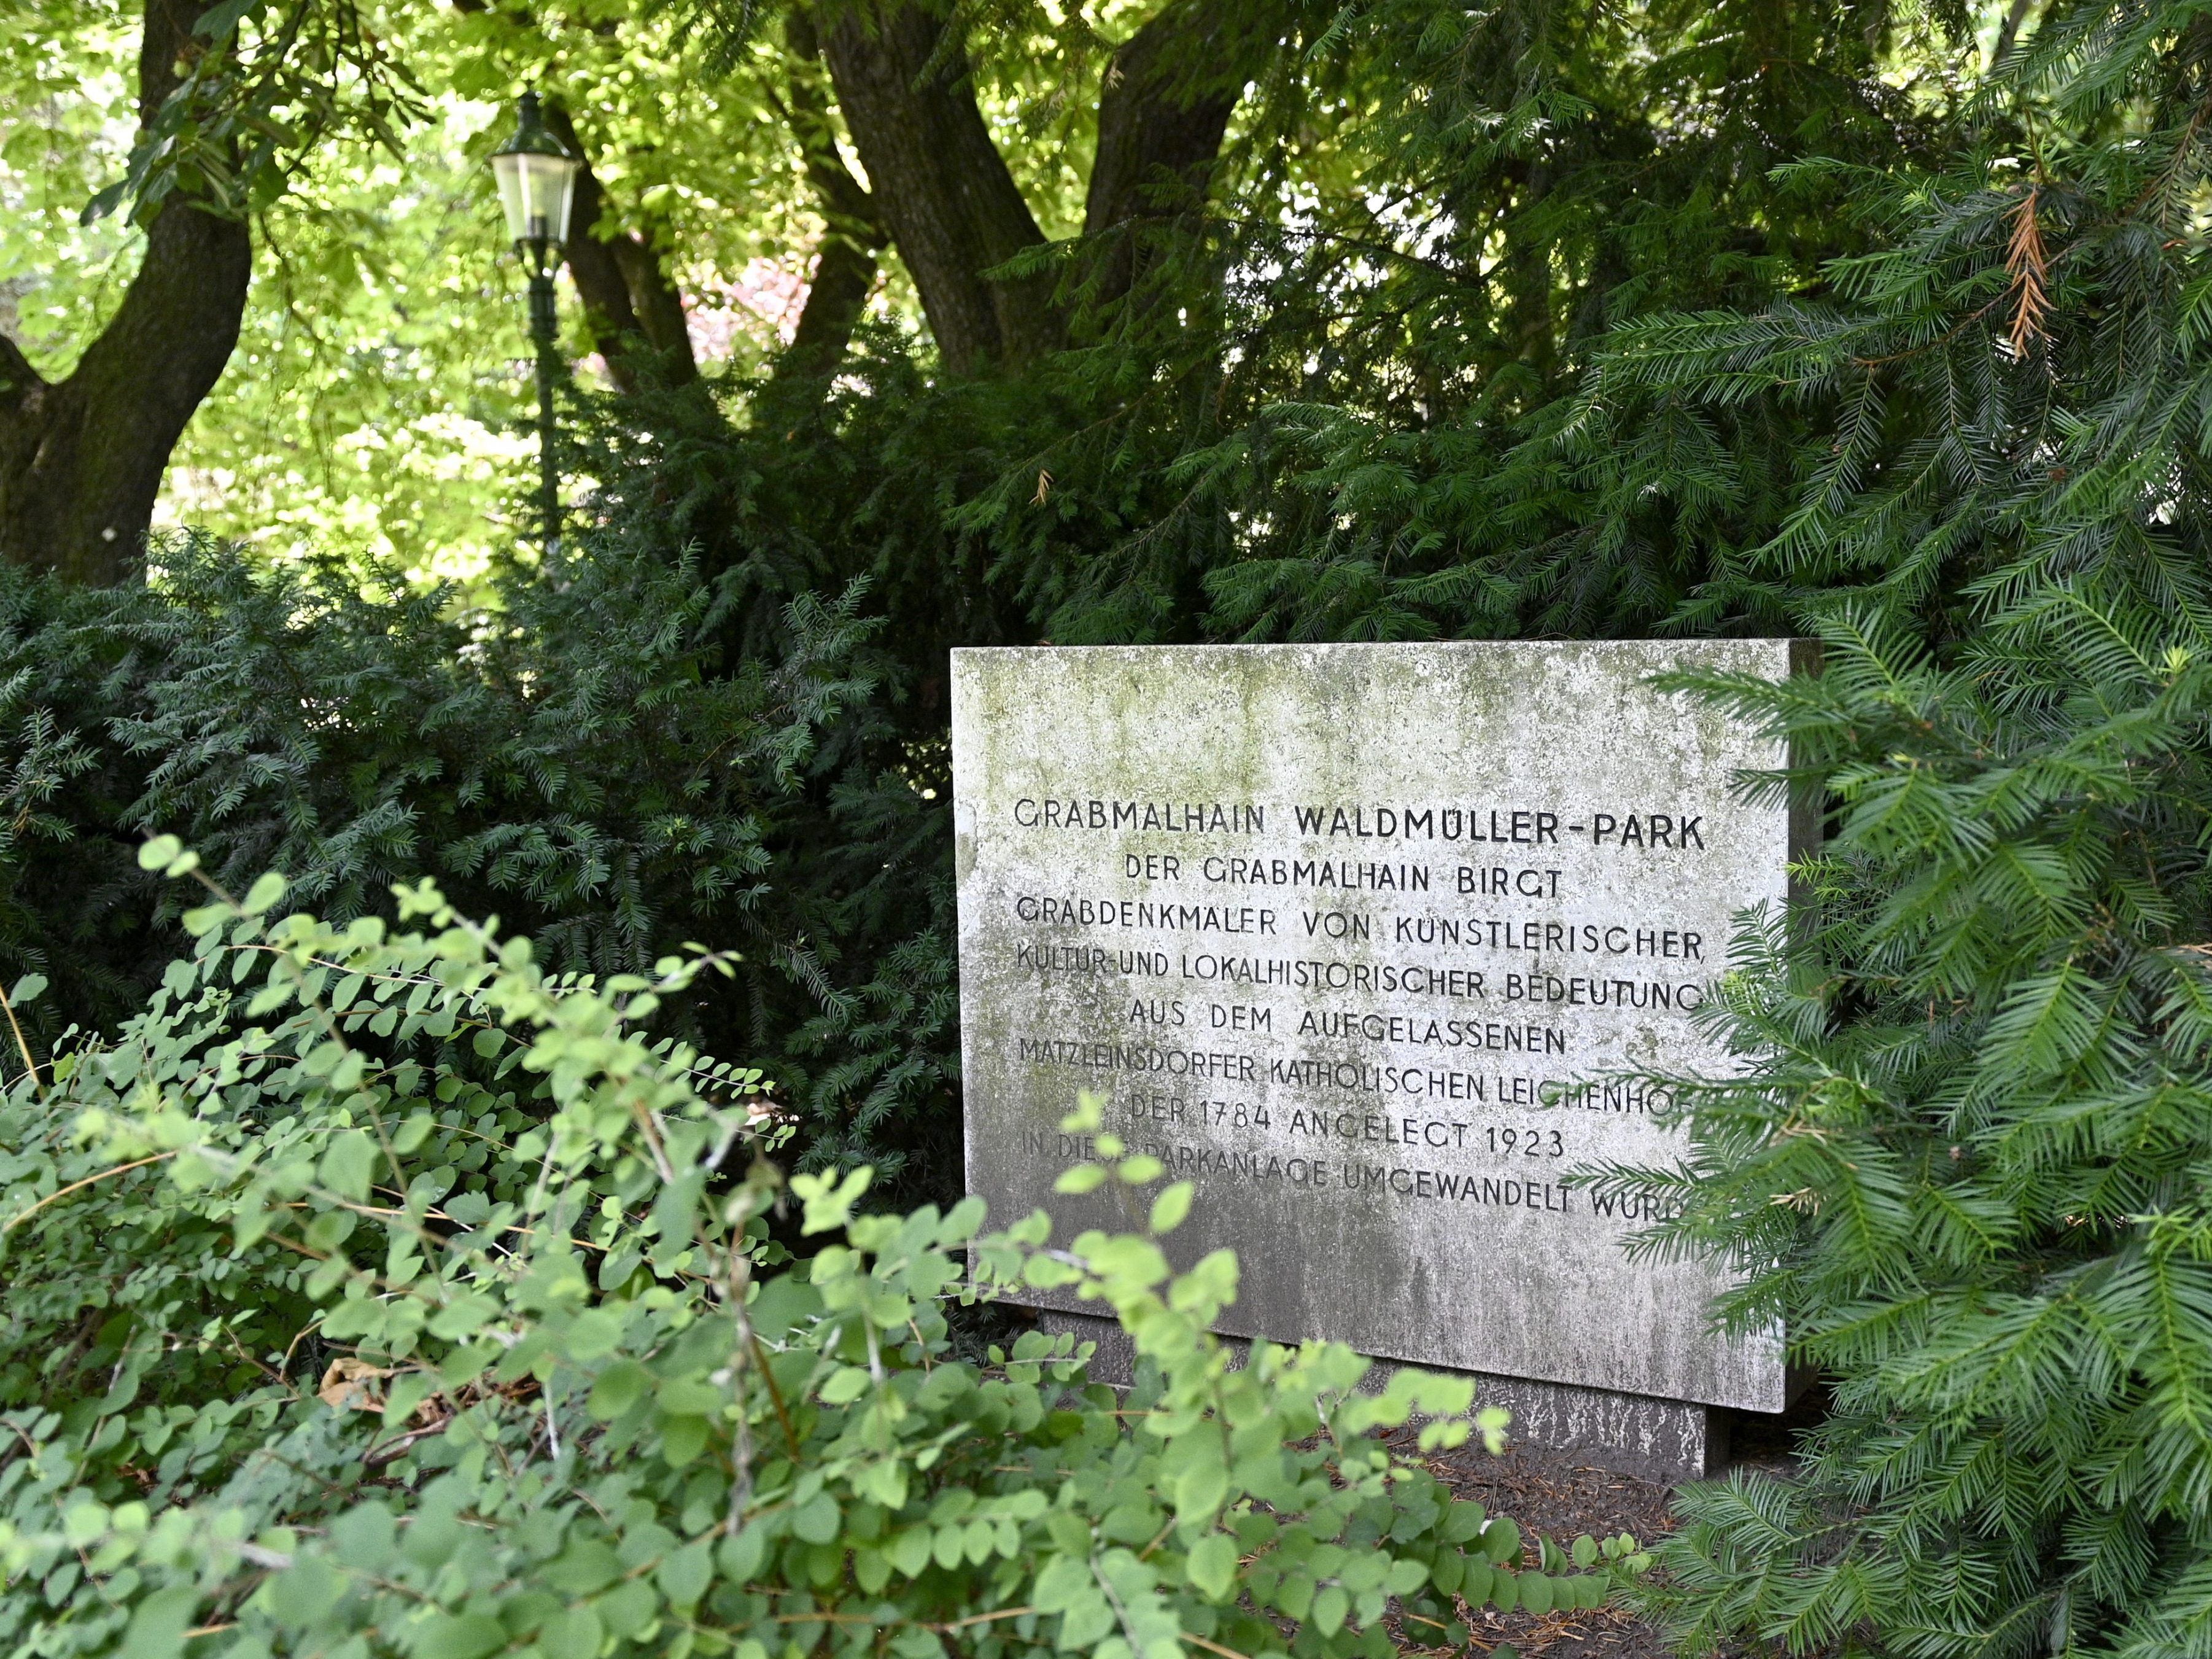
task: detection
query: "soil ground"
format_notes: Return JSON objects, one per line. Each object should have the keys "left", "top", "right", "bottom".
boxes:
{"left": 1388, "top": 1401, "right": 1816, "bottom": 1659}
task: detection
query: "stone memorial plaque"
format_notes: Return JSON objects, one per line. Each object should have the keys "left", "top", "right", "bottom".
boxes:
{"left": 952, "top": 641, "right": 1807, "bottom": 1415}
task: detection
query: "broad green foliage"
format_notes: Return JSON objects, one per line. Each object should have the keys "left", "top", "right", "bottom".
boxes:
{"left": 5, "top": 0, "right": 1979, "bottom": 575}
{"left": 0, "top": 0, "right": 2006, "bottom": 1184}
{"left": 4, "top": 1, "right": 832, "bottom": 571}
{"left": 0, "top": 853, "right": 1636, "bottom": 1657}
{"left": 0, "top": 531, "right": 958, "bottom": 1187}
{"left": 18, "top": 3, "right": 2212, "bottom": 1650}
{"left": 1, "top": 0, "right": 1131, "bottom": 572}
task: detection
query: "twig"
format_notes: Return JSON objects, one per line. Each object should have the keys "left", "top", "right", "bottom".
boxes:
{"left": 2, "top": 1153, "right": 176, "bottom": 1234}
{"left": 1182, "top": 1633, "right": 1258, "bottom": 1659}
{"left": 749, "top": 1329, "right": 801, "bottom": 1457}
{"left": 365, "top": 1422, "right": 454, "bottom": 1469}
{"left": 0, "top": 976, "right": 44, "bottom": 1097}
{"left": 936, "top": 1607, "right": 1041, "bottom": 1631}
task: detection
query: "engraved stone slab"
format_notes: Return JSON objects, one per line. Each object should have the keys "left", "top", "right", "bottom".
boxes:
{"left": 1030, "top": 1308, "right": 1731, "bottom": 1483}
{"left": 952, "top": 642, "right": 1806, "bottom": 1413}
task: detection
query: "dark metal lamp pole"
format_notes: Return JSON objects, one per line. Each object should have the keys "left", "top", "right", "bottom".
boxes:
{"left": 525, "top": 236, "right": 561, "bottom": 548}
{"left": 489, "top": 91, "right": 581, "bottom": 554}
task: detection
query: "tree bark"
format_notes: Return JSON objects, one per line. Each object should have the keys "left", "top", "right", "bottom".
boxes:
{"left": 1081, "top": 0, "right": 1254, "bottom": 306}
{"left": 0, "top": 0, "right": 252, "bottom": 585}
{"left": 820, "top": 1, "right": 1062, "bottom": 376}
{"left": 777, "top": 12, "right": 888, "bottom": 384}
{"left": 541, "top": 104, "right": 697, "bottom": 395}
{"left": 1995, "top": 0, "right": 2038, "bottom": 64}
{"left": 1502, "top": 158, "right": 1556, "bottom": 382}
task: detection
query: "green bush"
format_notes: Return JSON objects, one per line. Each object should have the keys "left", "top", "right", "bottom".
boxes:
{"left": 1601, "top": 600, "right": 2212, "bottom": 1659}
{"left": 0, "top": 846, "right": 1639, "bottom": 1657}
{"left": 1472, "top": 4, "right": 2212, "bottom": 1652}
{"left": 0, "top": 532, "right": 960, "bottom": 1191}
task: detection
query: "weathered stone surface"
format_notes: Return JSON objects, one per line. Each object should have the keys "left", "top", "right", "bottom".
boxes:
{"left": 1031, "top": 1308, "right": 1729, "bottom": 1483}
{"left": 952, "top": 642, "right": 1809, "bottom": 1415}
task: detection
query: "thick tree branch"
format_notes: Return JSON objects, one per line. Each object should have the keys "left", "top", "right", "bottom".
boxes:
{"left": 542, "top": 103, "right": 697, "bottom": 394}
{"left": 785, "top": 12, "right": 878, "bottom": 233}
{"left": 1081, "top": 0, "right": 1255, "bottom": 305}
{"left": 772, "top": 11, "right": 888, "bottom": 389}
{"left": 0, "top": 0, "right": 252, "bottom": 585}
{"left": 1075, "top": 1, "right": 1274, "bottom": 325}
{"left": 820, "top": 0, "right": 1061, "bottom": 376}
{"left": 610, "top": 236, "right": 694, "bottom": 363}
{"left": 0, "top": 335, "right": 45, "bottom": 419}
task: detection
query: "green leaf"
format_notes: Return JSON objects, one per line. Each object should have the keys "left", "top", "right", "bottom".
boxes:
{"left": 658, "top": 1376, "right": 725, "bottom": 1415}
{"left": 1149, "top": 1181, "right": 1193, "bottom": 1234}
{"left": 1313, "top": 1584, "right": 1350, "bottom": 1636}
{"left": 414, "top": 1612, "right": 508, "bottom": 1659}
{"left": 565, "top": 1308, "right": 626, "bottom": 1362}
{"left": 1481, "top": 1518, "right": 1521, "bottom": 1563}
{"left": 543, "top": 1606, "right": 605, "bottom": 1659}
{"left": 1173, "top": 1459, "right": 1227, "bottom": 1520}
{"left": 597, "top": 1580, "right": 659, "bottom": 1639}
{"left": 193, "top": 0, "right": 258, "bottom": 38}
{"left": 589, "top": 1359, "right": 653, "bottom": 1420}
{"left": 80, "top": 177, "right": 128, "bottom": 225}
{"left": 658, "top": 1539, "right": 713, "bottom": 1609}
{"left": 7, "top": 973, "right": 47, "bottom": 1006}
{"left": 659, "top": 1413, "right": 710, "bottom": 1466}
{"left": 1386, "top": 1557, "right": 1429, "bottom": 1595}
{"left": 243, "top": 871, "right": 287, "bottom": 914}
{"left": 318, "top": 1130, "right": 376, "bottom": 1203}
{"left": 544, "top": 1539, "right": 623, "bottom": 1595}
{"left": 119, "top": 1587, "right": 199, "bottom": 1659}
{"left": 890, "top": 1528, "right": 934, "bottom": 1578}
{"left": 1186, "top": 1533, "right": 1237, "bottom": 1600}
{"left": 328, "top": 1502, "right": 398, "bottom": 1571}
{"left": 137, "top": 834, "right": 183, "bottom": 872}
{"left": 793, "top": 1492, "right": 842, "bottom": 1545}
{"left": 718, "top": 1526, "right": 769, "bottom": 1583}
{"left": 1034, "top": 1552, "right": 1094, "bottom": 1611}
{"left": 266, "top": 1556, "right": 348, "bottom": 1628}
{"left": 818, "top": 1365, "right": 872, "bottom": 1403}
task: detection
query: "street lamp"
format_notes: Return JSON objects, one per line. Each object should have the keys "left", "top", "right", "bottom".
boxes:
{"left": 489, "top": 91, "right": 581, "bottom": 552}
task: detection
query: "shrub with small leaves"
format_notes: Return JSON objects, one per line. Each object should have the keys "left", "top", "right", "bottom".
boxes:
{"left": 0, "top": 845, "right": 1639, "bottom": 1658}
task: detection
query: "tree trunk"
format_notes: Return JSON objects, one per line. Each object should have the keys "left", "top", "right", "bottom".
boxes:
{"left": 1081, "top": 0, "right": 1255, "bottom": 308}
{"left": 0, "top": 0, "right": 252, "bottom": 585}
{"left": 1502, "top": 158, "right": 1556, "bottom": 382}
{"left": 820, "top": 1, "right": 1062, "bottom": 376}
{"left": 765, "top": 11, "right": 890, "bottom": 406}
{"left": 542, "top": 104, "right": 697, "bottom": 395}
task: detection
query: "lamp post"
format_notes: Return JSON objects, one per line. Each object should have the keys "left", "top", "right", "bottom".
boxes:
{"left": 489, "top": 92, "right": 581, "bottom": 553}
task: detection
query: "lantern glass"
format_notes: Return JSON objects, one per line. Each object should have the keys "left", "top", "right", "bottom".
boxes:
{"left": 489, "top": 93, "right": 580, "bottom": 248}
{"left": 492, "top": 147, "right": 578, "bottom": 246}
